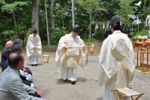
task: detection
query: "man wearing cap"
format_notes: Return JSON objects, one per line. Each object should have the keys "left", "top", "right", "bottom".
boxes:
{"left": 55, "top": 25, "right": 87, "bottom": 85}
{"left": 98, "top": 15, "right": 135, "bottom": 100}
{"left": 26, "top": 28, "right": 42, "bottom": 66}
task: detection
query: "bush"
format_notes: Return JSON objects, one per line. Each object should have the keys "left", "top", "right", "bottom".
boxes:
{"left": 50, "top": 28, "right": 68, "bottom": 45}
{"left": 23, "top": 28, "right": 32, "bottom": 48}
{"left": 135, "top": 29, "right": 148, "bottom": 37}
{"left": 83, "top": 37, "right": 101, "bottom": 45}
{"left": 132, "top": 36, "right": 138, "bottom": 41}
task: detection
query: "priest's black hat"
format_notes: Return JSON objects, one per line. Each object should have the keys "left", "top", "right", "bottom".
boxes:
{"left": 72, "top": 24, "right": 80, "bottom": 33}
{"left": 32, "top": 28, "right": 37, "bottom": 34}
{"left": 110, "top": 15, "right": 120, "bottom": 27}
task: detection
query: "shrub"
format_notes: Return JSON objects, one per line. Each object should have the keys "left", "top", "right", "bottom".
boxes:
{"left": 50, "top": 28, "right": 68, "bottom": 45}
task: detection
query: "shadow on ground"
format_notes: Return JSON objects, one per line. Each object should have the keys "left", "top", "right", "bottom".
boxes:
{"left": 57, "top": 77, "right": 87, "bottom": 85}
{"left": 97, "top": 97, "right": 103, "bottom": 100}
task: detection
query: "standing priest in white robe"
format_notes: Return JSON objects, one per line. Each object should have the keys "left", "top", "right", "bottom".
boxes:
{"left": 26, "top": 28, "right": 42, "bottom": 66}
{"left": 98, "top": 15, "right": 135, "bottom": 100}
{"left": 55, "top": 25, "right": 87, "bottom": 85}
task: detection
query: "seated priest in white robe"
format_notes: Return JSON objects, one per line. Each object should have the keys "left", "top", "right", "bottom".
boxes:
{"left": 26, "top": 28, "right": 42, "bottom": 66}
{"left": 98, "top": 15, "right": 135, "bottom": 100}
{"left": 55, "top": 25, "right": 87, "bottom": 85}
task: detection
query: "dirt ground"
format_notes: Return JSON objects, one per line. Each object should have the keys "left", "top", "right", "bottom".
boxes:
{"left": 26, "top": 55, "right": 150, "bottom": 100}
{"left": 1, "top": 43, "right": 150, "bottom": 100}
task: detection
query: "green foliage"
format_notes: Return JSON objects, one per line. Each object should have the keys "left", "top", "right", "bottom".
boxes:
{"left": 1, "top": 0, "right": 150, "bottom": 46}
{"left": 77, "top": 0, "right": 107, "bottom": 13}
{"left": 50, "top": 28, "right": 69, "bottom": 45}
{"left": 83, "top": 37, "right": 101, "bottom": 45}
{"left": 23, "top": 28, "right": 32, "bottom": 48}
{"left": 132, "top": 36, "right": 138, "bottom": 41}
{"left": 2, "top": 30, "right": 16, "bottom": 39}
{"left": 1, "top": 1, "right": 28, "bottom": 13}
{"left": 136, "top": 29, "right": 148, "bottom": 36}
{"left": 115, "top": 0, "right": 137, "bottom": 26}
{"left": 0, "top": 0, "right": 6, "bottom": 5}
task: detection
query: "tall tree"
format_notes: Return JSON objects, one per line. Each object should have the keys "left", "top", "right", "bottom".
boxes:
{"left": 71, "top": 0, "right": 75, "bottom": 27}
{"left": 1, "top": 1, "right": 27, "bottom": 37}
{"left": 45, "top": 0, "right": 50, "bottom": 45}
{"left": 115, "top": 0, "right": 137, "bottom": 31}
{"left": 50, "top": 0, "right": 55, "bottom": 36}
{"left": 32, "top": 0, "right": 39, "bottom": 34}
{"left": 77, "top": 0, "right": 107, "bottom": 38}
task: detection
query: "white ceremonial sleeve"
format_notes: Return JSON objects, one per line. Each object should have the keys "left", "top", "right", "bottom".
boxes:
{"left": 35, "top": 35, "right": 42, "bottom": 57}
{"left": 55, "top": 35, "right": 66, "bottom": 68}
{"left": 121, "top": 42, "right": 135, "bottom": 81}
{"left": 111, "top": 34, "right": 135, "bottom": 82}
{"left": 98, "top": 38, "right": 118, "bottom": 86}
{"left": 26, "top": 35, "right": 34, "bottom": 58}
{"left": 78, "top": 39, "right": 88, "bottom": 68}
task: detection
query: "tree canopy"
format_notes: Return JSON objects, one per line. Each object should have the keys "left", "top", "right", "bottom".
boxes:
{"left": 0, "top": 0, "right": 150, "bottom": 48}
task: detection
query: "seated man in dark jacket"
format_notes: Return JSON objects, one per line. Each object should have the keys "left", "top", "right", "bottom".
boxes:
{"left": 0, "top": 40, "right": 13, "bottom": 68}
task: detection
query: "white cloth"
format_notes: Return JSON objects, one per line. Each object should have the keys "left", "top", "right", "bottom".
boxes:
{"left": 55, "top": 33, "right": 87, "bottom": 81}
{"left": 61, "top": 66, "right": 77, "bottom": 81}
{"left": 98, "top": 30, "right": 135, "bottom": 100}
{"left": 146, "top": 15, "right": 150, "bottom": 27}
{"left": 26, "top": 34, "right": 42, "bottom": 64}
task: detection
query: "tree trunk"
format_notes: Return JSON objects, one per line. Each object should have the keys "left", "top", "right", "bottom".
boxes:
{"left": 97, "top": 12, "right": 102, "bottom": 21}
{"left": 71, "top": 0, "right": 75, "bottom": 28}
{"left": 13, "top": 11, "right": 19, "bottom": 38}
{"left": 59, "top": 0, "right": 64, "bottom": 29}
{"left": 50, "top": 0, "right": 55, "bottom": 36}
{"left": 89, "top": 13, "right": 92, "bottom": 38}
{"left": 45, "top": 0, "right": 50, "bottom": 45}
{"left": 32, "top": 0, "right": 39, "bottom": 34}
{"left": 143, "top": 0, "right": 147, "bottom": 8}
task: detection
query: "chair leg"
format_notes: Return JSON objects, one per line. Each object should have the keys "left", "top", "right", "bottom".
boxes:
{"left": 114, "top": 91, "right": 120, "bottom": 100}
{"left": 137, "top": 52, "right": 139, "bottom": 67}
{"left": 47, "top": 56, "right": 50, "bottom": 63}
{"left": 41, "top": 56, "right": 44, "bottom": 63}
{"left": 147, "top": 53, "right": 149, "bottom": 71}
{"left": 121, "top": 97, "right": 125, "bottom": 100}
{"left": 131, "top": 96, "right": 134, "bottom": 100}
{"left": 135, "top": 93, "right": 144, "bottom": 100}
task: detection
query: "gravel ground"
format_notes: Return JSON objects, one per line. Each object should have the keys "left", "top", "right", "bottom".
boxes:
{"left": 25, "top": 55, "right": 150, "bottom": 100}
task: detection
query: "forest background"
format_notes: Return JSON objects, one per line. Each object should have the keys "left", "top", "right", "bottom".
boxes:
{"left": 0, "top": 0, "right": 150, "bottom": 51}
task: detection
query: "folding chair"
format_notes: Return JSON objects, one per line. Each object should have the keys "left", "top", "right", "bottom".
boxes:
{"left": 112, "top": 88, "right": 144, "bottom": 100}
{"left": 41, "top": 54, "right": 50, "bottom": 63}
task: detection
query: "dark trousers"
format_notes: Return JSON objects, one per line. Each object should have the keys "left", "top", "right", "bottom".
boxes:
{"left": 28, "top": 93, "right": 40, "bottom": 97}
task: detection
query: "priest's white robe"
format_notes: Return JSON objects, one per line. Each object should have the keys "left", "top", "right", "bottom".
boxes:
{"left": 26, "top": 34, "right": 42, "bottom": 65}
{"left": 98, "top": 30, "right": 135, "bottom": 100}
{"left": 55, "top": 33, "right": 87, "bottom": 82}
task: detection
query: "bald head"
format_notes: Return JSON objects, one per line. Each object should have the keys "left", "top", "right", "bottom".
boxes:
{"left": 8, "top": 52, "right": 24, "bottom": 69}
{"left": 6, "top": 40, "right": 13, "bottom": 49}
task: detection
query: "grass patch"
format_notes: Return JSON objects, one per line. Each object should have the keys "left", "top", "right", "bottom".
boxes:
{"left": 42, "top": 45, "right": 58, "bottom": 52}
{"left": 83, "top": 38, "right": 102, "bottom": 45}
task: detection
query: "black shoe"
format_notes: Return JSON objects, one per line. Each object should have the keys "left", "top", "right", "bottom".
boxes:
{"left": 31, "top": 64, "right": 37, "bottom": 66}
{"left": 64, "top": 79, "right": 68, "bottom": 82}
{"left": 71, "top": 81, "right": 76, "bottom": 85}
